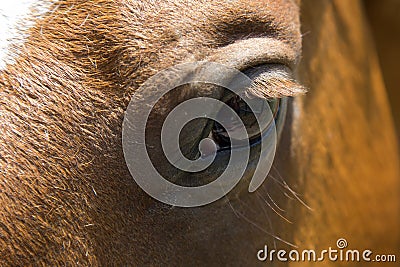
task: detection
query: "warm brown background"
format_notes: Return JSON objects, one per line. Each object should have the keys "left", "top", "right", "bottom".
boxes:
{"left": 364, "top": 0, "right": 400, "bottom": 145}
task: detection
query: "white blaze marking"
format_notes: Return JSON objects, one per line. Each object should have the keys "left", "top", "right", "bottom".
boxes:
{"left": 0, "top": 0, "right": 50, "bottom": 70}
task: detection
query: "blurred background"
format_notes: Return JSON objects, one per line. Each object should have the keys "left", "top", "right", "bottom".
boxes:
{"left": 364, "top": 0, "right": 400, "bottom": 145}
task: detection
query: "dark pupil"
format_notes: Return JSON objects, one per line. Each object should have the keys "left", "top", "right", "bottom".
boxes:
{"left": 212, "top": 95, "right": 279, "bottom": 150}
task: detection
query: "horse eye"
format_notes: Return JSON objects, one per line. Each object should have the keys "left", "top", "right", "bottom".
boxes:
{"left": 211, "top": 95, "right": 282, "bottom": 151}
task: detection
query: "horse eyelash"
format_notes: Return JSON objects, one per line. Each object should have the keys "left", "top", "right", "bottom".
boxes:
{"left": 245, "top": 67, "right": 308, "bottom": 99}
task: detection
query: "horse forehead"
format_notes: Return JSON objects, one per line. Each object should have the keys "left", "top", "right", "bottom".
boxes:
{"left": 0, "top": 0, "right": 300, "bottom": 69}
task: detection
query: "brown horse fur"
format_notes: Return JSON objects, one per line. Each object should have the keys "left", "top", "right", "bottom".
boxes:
{"left": 0, "top": 0, "right": 398, "bottom": 266}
